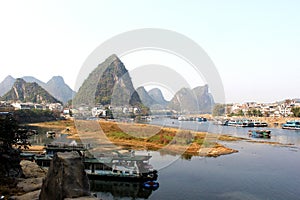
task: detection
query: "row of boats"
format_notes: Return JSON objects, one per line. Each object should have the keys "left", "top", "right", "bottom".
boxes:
{"left": 217, "top": 118, "right": 300, "bottom": 130}
{"left": 217, "top": 119, "right": 268, "bottom": 127}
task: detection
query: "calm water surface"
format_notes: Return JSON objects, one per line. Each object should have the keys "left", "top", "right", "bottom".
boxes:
{"left": 92, "top": 119, "right": 300, "bottom": 200}
{"left": 32, "top": 119, "right": 300, "bottom": 199}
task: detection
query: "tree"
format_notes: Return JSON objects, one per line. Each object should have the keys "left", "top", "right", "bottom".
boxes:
{"left": 212, "top": 104, "right": 226, "bottom": 116}
{"left": 0, "top": 113, "right": 30, "bottom": 177}
{"left": 291, "top": 107, "right": 300, "bottom": 117}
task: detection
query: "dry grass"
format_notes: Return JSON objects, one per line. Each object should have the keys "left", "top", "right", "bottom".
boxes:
{"left": 26, "top": 119, "right": 240, "bottom": 157}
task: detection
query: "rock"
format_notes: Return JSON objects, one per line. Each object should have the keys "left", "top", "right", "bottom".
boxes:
{"left": 64, "top": 197, "right": 99, "bottom": 200}
{"left": 10, "top": 190, "right": 40, "bottom": 200}
{"left": 17, "top": 177, "right": 44, "bottom": 192}
{"left": 20, "top": 160, "right": 47, "bottom": 178}
{"left": 39, "top": 151, "right": 90, "bottom": 200}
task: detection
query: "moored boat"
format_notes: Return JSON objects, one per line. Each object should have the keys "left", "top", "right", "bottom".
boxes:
{"left": 46, "top": 131, "right": 56, "bottom": 138}
{"left": 282, "top": 121, "right": 300, "bottom": 130}
{"left": 34, "top": 143, "right": 158, "bottom": 182}
{"left": 248, "top": 130, "right": 271, "bottom": 138}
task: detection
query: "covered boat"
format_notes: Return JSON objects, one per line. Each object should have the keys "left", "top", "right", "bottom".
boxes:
{"left": 248, "top": 130, "right": 271, "bottom": 138}
{"left": 282, "top": 121, "right": 300, "bottom": 130}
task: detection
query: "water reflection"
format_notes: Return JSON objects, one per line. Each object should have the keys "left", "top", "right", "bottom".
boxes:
{"left": 90, "top": 180, "right": 155, "bottom": 199}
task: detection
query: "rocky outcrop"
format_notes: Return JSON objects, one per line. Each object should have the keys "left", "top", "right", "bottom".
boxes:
{"left": 0, "top": 75, "right": 75, "bottom": 104}
{"left": 10, "top": 160, "right": 47, "bottom": 200}
{"left": 168, "top": 85, "right": 214, "bottom": 114}
{"left": 39, "top": 152, "right": 91, "bottom": 200}
{"left": 73, "top": 54, "right": 142, "bottom": 107}
{"left": 0, "top": 78, "right": 61, "bottom": 104}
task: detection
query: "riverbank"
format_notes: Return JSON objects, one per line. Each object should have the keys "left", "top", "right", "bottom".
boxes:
{"left": 26, "top": 119, "right": 242, "bottom": 157}
{"left": 25, "top": 118, "right": 296, "bottom": 157}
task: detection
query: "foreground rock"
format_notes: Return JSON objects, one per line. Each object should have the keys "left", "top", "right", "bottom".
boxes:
{"left": 9, "top": 160, "right": 47, "bottom": 200}
{"left": 39, "top": 151, "right": 91, "bottom": 200}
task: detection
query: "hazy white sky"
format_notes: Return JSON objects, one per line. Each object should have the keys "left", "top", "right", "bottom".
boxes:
{"left": 0, "top": 0, "right": 299, "bottom": 103}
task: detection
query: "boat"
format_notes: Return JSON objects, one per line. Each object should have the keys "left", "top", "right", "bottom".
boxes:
{"left": 84, "top": 154, "right": 158, "bottom": 181}
{"left": 46, "top": 131, "right": 56, "bottom": 138}
{"left": 248, "top": 130, "right": 271, "bottom": 138}
{"left": 34, "top": 143, "right": 158, "bottom": 182}
{"left": 197, "top": 117, "right": 207, "bottom": 122}
{"left": 142, "top": 180, "right": 159, "bottom": 190}
{"left": 248, "top": 121, "right": 268, "bottom": 127}
{"left": 282, "top": 121, "right": 300, "bottom": 130}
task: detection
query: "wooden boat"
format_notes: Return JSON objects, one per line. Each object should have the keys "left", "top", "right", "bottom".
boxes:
{"left": 282, "top": 121, "right": 300, "bottom": 130}
{"left": 248, "top": 130, "right": 271, "bottom": 138}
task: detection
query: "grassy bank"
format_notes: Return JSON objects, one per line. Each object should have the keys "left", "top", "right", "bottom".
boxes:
{"left": 28, "top": 119, "right": 240, "bottom": 157}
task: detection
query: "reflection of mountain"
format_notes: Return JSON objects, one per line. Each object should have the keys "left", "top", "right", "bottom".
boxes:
{"left": 90, "top": 180, "right": 153, "bottom": 199}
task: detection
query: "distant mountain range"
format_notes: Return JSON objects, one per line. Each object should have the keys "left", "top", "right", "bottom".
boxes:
{"left": 168, "top": 85, "right": 214, "bottom": 113}
{"left": 0, "top": 78, "right": 61, "bottom": 104}
{"left": 0, "top": 75, "right": 75, "bottom": 104}
{"left": 74, "top": 54, "right": 214, "bottom": 113}
{"left": 0, "top": 54, "right": 215, "bottom": 113}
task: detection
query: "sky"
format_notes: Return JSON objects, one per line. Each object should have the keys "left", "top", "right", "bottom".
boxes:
{"left": 0, "top": 0, "right": 299, "bottom": 103}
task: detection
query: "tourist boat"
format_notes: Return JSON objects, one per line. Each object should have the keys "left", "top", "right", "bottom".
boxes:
{"left": 248, "top": 121, "right": 268, "bottom": 127}
{"left": 84, "top": 154, "right": 158, "bottom": 181}
{"left": 248, "top": 130, "right": 271, "bottom": 138}
{"left": 282, "top": 121, "right": 300, "bottom": 130}
{"left": 34, "top": 143, "right": 158, "bottom": 182}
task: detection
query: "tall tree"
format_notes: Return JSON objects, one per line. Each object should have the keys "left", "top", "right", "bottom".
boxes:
{"left": 0, "top": 113, "right": 30, "bottom": 177}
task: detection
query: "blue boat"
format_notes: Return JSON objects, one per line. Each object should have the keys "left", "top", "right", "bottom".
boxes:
{"left": 282, "top": 121, "right": 300, "bottom": 130}
{"left": 248, "top": 130, "right": 271, "bottom": 138}
{"left": 142, "top": 180, "right": 159, "bottom": 190}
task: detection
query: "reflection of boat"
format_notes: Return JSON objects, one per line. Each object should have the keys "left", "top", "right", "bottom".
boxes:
{"left": 248, "top": 130, "right": 271, "bottom": 138}
{"left": 90, "top": 180, "right": 154, "bottom": 199}
{"left": 282, "top": 121, "right": 300, "bottom": 130}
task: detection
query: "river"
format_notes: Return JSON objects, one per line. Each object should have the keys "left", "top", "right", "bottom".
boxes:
{"left": 91, "top": 118, "right": 300, "bottom": 200}
{"left": 30, "top": 119, "right": 300, "bottom": 199}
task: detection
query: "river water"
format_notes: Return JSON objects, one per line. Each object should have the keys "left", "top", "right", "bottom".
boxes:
{"left": 30, "top": 119, "right": 300, "bottom": 199}
{"left": 92, "top": 118, "right": 300, "bottom": 200}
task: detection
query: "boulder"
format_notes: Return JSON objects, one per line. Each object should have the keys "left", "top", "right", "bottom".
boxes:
{"left": 39, "top": 151, "right": 91, "bottom": 200}
{"left": 17, "top": 177, "right": 44, "bottom": 192}
{"left": 10, "top": 190, "right": 40, "bottom": 200}
{"left": 20, "top": 160, "right": 47, "bottom": 178}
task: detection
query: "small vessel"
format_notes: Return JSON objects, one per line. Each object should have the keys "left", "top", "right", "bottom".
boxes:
{"left": 46, "top": 131, "right": 56, "bottom": 138}
{"left": 248, "top": 130, "right": 271, "bottom": 138}
{"left": 282, "top": 121, "right": 300, "bottom": 130}
{"left": 197, "top": 117, "right": 207, "bottom": 122}
{"left": 142, "top": 180, "right": 159, "bottom": 190}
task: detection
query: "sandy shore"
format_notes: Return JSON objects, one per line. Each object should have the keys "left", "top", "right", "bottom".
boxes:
{"left": 25, "top": 117, "right": 296, "bottom": 157}
{"left": 25, "top": 119, "right": 241, "bottom": 157}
